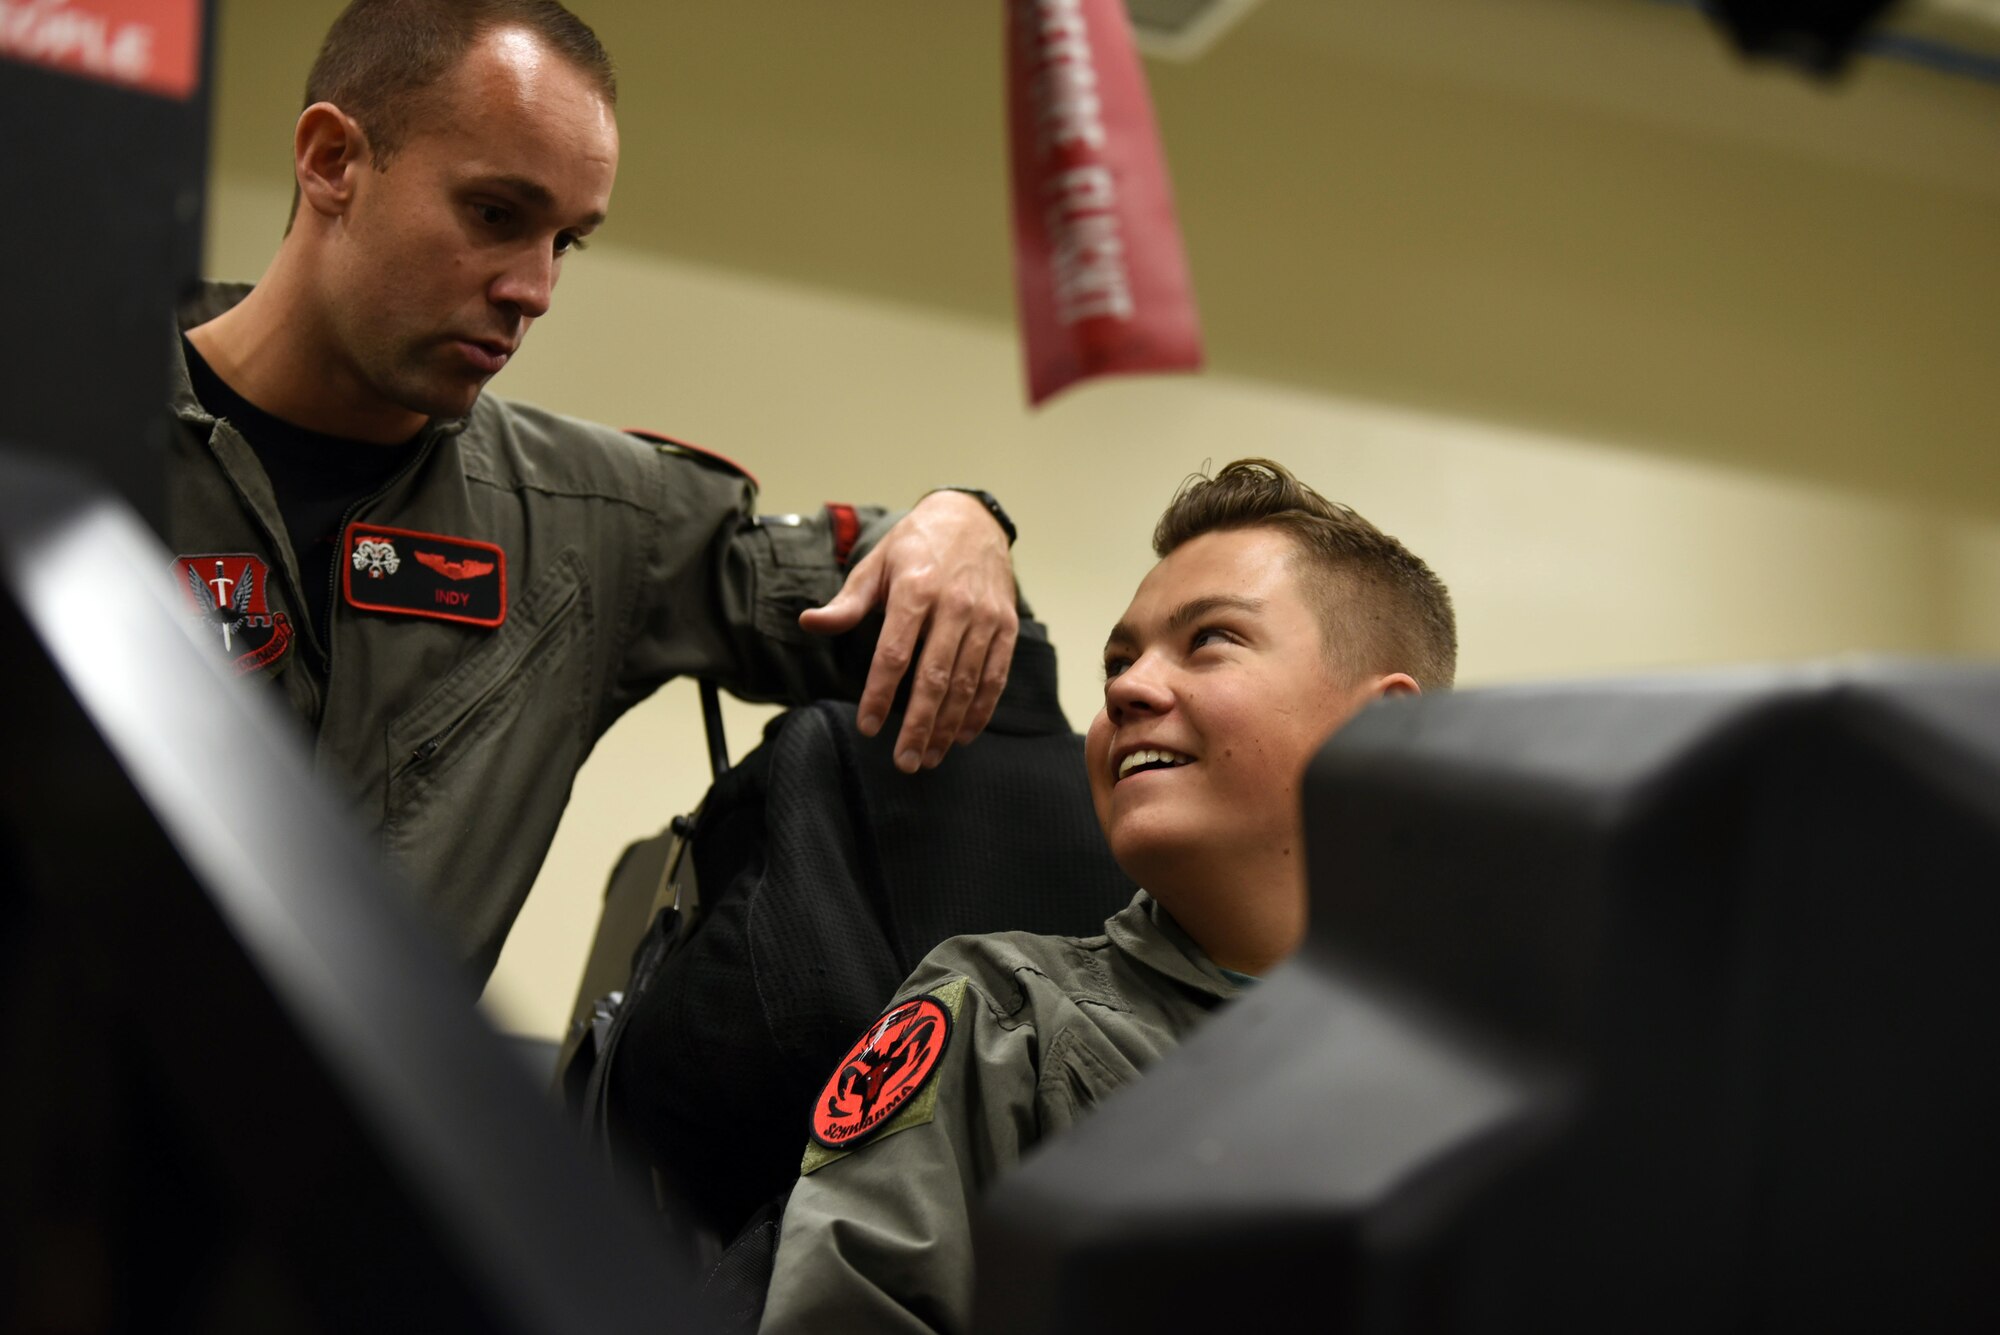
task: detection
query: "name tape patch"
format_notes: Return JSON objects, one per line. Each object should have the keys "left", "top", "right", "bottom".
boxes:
{"left": 342, "top": 524, "right": 506, "bottom": 628}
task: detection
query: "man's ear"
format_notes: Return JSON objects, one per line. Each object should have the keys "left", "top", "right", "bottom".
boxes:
{"left": 294, "top": 102, "right": 369, "bottom": 220}
{"left": 1373, "top": 671, "right": 1421, "bottom": 699}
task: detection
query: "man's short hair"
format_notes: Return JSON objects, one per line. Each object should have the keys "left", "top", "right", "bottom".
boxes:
{"left": 1153, "top": 458, "right": 1457, "bottom": 689}
{"left": 305, "top": 0, "right": 617, "bottom": 166}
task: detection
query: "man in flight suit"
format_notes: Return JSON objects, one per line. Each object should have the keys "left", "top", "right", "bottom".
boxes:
{"left": 760, "top": 459, "right": 1458, "bottom": 1333}
{"left": 169, "top": 0, "right": 1022, "bottom": 980}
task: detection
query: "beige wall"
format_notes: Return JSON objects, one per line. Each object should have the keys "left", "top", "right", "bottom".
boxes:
{"left": 205, "top": 171, "right": 2000, "bottom": 1040}
{"left": 212, "top": 1, "right": 2000, "bottom": 517}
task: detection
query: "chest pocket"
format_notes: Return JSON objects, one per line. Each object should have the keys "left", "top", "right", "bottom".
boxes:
{"left": 382, "top": 550, "right": 592, "bottom": 952}
{"left": 1036, "top": 1021, "right": 1144, "bottom": 1140}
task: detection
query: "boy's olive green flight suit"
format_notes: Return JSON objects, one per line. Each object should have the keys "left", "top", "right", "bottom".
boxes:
{"left": 762, "top": 892, "right": 1243, "bottom": 1334}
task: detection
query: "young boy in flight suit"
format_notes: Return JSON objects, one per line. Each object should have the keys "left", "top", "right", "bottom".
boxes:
{"left": 759, "top": 458, "right": 1458, "bottom": 1333}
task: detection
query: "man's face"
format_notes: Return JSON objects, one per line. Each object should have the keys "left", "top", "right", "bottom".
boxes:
{"left": 323, "top": 27, "right": 618, "bottom": 423}
{"left": 1085, "top": 527, "right": 1381, "bottom": 896}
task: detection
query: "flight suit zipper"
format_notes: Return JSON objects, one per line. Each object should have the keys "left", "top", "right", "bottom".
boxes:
{"left": 392, "top": 576, "right": 583, "bottom": 777}
{"left": 319, "top": 440, "right": 435, "bottom": 676}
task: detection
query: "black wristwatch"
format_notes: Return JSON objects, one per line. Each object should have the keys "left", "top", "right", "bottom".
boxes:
{"left": 933, "top": 487, "right": 1017, "bottom": 547}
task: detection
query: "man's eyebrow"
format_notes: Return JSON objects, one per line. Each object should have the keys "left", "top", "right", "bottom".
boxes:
{"left": 478, "top": 174, "right": 607, "bottom": 228}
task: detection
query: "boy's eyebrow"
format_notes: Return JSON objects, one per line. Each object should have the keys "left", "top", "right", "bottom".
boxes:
{"left": 1104, "top": 595, "right": 1266, "bottom": 654}
{"left": 1166, "top": 594, "right": 1264, "bottom": 633}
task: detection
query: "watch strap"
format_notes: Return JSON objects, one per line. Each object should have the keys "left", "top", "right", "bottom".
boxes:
{"left": 933, "top": 487, "right": 1017, "bottom": 546}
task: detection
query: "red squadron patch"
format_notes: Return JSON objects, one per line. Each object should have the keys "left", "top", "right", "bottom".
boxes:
{"left": 170, "top": 553, "right": 294, "bottom": 675}
{"left": 810, "top": 995, "right": 953, "bottom": 1150}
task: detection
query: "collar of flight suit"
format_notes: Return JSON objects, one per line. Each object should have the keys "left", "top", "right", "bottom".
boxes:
{"left": 170, "top": 282, "right": 471, "bottom": 454}
{"left": 1106, "top": 890, "right": 1249, "bottom": 1003}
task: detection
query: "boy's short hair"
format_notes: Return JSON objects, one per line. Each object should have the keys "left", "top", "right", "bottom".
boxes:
{"left": 1153, "top": 458, "right": 1457, "bottom": 689}
{"left": 305, "top": 0, "right": 617, "bottom": 166}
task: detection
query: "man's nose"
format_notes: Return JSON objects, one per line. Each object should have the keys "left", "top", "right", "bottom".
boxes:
{"left": 492, "top": 245, "right": 555, "bottom": 320}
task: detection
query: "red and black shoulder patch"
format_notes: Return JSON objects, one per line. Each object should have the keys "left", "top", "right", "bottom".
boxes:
{"left": 623, "top": 428, "right": 758, "bottom": 489}
{"left": 810, "top": 993, "right": 954, "bottom": 1151}
{"left": 342, "top": 524, "right": 506, "bottom": 628}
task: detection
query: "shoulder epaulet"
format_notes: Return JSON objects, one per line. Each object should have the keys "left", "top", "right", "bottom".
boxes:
{"left": 622, "top": 428, "right": 759, "bottom": 490}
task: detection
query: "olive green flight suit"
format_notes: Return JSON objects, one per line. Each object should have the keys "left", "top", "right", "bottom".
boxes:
{"left": 170, "top": 284, "right": 899, "bottom": 980}
{"left": 761, "top": 892, "right": 1243, "bottom": 1335}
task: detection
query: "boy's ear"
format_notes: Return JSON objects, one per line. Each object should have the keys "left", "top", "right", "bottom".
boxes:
{"left": 1374, "top": 672, "right": 1421, "bottom": 699}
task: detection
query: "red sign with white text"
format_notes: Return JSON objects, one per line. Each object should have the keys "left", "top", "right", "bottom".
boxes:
{"left": 1006, "top": 0, "right": 1203, "bottom": 406}
{"left": 0, "top": 0, "right": 202, "bottom": 101}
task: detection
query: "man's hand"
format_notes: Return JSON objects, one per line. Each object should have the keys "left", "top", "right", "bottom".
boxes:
{"left": 799, "top": 490, "right": 1018, "bottom": 773}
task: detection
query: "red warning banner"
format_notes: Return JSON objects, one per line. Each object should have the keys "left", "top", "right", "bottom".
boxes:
{"left": 0, "top": 0, "right": 202, "bottom": 101}
{"left": 1006, "top": 0, "right": 1203, "bottom": 407}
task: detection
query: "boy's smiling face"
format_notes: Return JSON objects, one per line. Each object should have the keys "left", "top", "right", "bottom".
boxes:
{"left": 1086, "top": 526, "right": 1387, "bottom": 899}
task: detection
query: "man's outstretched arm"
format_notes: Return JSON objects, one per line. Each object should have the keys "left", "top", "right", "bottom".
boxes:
{"left": 610, "top": 438, "right": 1021, "bottom": 765}
{"left": 799, "top": 488, "right": 1018, "bottom": 773}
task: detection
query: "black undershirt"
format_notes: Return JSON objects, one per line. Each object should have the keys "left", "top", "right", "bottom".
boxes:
{"left": 182, "top": 335, "right": 420, "bottom": 655}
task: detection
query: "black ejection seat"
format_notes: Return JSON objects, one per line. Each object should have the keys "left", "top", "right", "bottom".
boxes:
{"left": 561, "top": 627, "right": 1135, "bottom": 1294}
